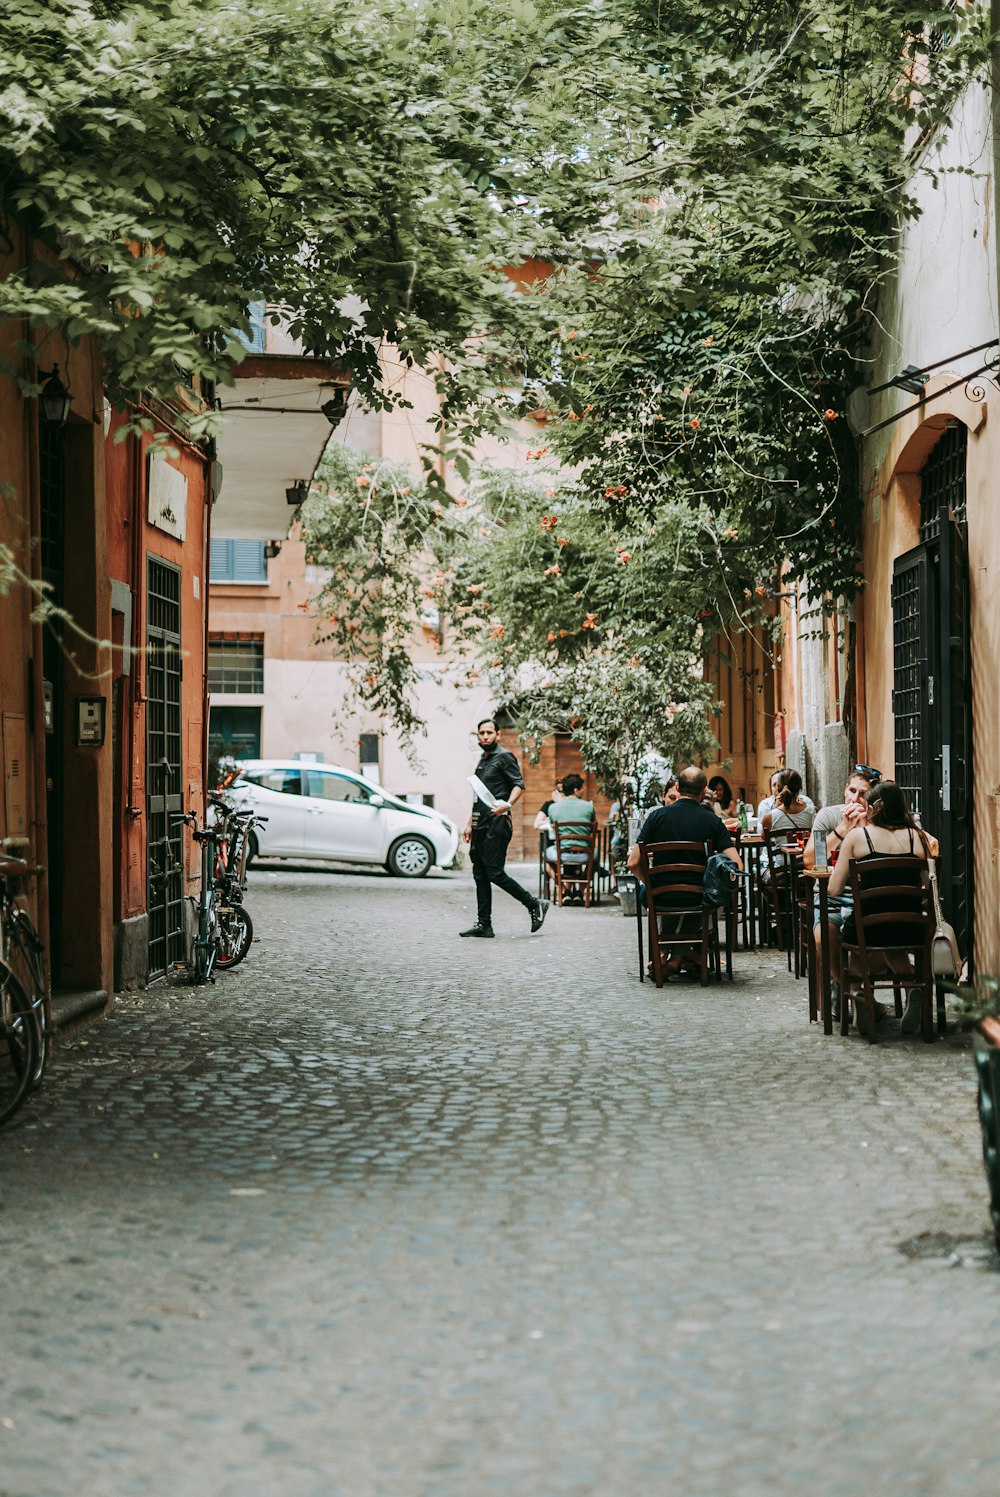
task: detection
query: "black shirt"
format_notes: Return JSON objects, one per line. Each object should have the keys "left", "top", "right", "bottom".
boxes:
{"left": 637, "top": 799, "right": 732, "bottom": 906}
{"left": 472, "top": 743, "right": 525, "bottom": 813}
{"left": 638, "top": 799, "right": 732, "bottom": 853}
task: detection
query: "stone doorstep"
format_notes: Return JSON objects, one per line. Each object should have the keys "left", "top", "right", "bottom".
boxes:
{"left": 50, "top": 990, "right": 109, "bottom": 1032}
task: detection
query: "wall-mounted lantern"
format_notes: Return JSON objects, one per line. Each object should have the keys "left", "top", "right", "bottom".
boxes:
{"left": 285, "top": 479, "right": 309, "bottom": 506}
{"left": 38, "top": 365, "right": 72, "bottom": 426}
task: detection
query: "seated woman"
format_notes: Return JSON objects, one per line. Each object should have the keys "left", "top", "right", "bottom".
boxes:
{"left": 707, "top": 774, "right": 733, "bottom": 817}
{"left": 760, "top": 769, "right": 814, "bottom": 886}
{"left": 761, "top": 769, "right": 814, "bottom": 843}
{"left": 757, "top": 767, "right": 816, "bottom": 825}
{"left": 828, "top": 780, "right": 931, "bottom": 1035}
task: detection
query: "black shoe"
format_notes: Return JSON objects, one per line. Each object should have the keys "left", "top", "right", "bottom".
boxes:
{"left": 530, "top": 899, "right": 549, "bottom": 933}
{"left": 460, "top": 924, "right": 494, "bottom": 938}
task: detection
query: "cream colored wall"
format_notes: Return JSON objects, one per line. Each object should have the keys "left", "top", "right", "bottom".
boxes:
{"left": 257, "top": 659, "right": 493, "bottom": 829}
{"left": 211, "top": 348, "right": 550, "bottom": 832}
{"left": 853, "top": 81, "right": 1000, "bottom": 971}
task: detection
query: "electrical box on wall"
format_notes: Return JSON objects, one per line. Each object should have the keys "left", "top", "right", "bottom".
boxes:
{"left": 75, "top": 696, "right": 106, "bottom": 748}
{"left": 2, "top": 712, "right": 28, "bottom": 844}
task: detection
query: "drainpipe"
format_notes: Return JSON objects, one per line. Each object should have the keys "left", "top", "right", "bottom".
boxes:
{"left": 202, "top": 381, "right": 216, "bottom": 811}
{"left": 993, "top": 1, "right": 1000, "bottom": 314}
{"left": 25, "top": 300, "right": 51, "bottom": 992}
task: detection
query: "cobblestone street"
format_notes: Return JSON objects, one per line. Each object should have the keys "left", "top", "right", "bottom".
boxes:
{"left": 2, "top": 864, "right": 999, "bottom": 1497}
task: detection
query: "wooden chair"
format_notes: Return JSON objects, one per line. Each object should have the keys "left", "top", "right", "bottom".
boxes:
{"left": 547, "top": 821, "right": 598, "bottom": 907}
{"left": 637, "top": 840, "right": 721, "bottom": 988}
{"left": 840, "top": 855, "right": 933, "bottom": 1043}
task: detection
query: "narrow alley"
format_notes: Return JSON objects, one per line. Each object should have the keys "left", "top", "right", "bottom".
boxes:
{"left": 2, "top": 866, "right": 997, "bottom": 1497}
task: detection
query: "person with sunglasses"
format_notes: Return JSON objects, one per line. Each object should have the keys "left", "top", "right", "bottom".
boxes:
{"left": 802, "top": 766, "right": 882, "bottom": 1021}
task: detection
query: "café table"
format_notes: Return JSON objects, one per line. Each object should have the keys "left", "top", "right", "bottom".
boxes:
{"left": 803, "top": 868, "right": 834, "bottom": 1035}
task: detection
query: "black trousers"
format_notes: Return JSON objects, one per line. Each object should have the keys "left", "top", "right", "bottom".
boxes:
{"left": 470, "top": 816, "right": 536, "bottom": 926}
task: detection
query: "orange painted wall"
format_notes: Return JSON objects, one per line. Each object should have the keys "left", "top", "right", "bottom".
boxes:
{"left": 104, "top": 413, "right": 210, "bottom": 922}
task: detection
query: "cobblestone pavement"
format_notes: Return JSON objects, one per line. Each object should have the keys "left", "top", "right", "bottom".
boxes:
{"left": 2, "top": 864, "right": 999, "bottom": 1497}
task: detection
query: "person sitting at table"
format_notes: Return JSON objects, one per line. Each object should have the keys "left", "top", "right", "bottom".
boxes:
{"left": 759, "top": 769, "right": 813, "bottom": 889}
{"left": 828, "top": 779, "right": 932, "bottom": 1035}
{"left": 757, "top": 768, "right": 816, "bottom": 825}
{"left": 802, "top": 767, "right": 878, "bottom": 1022}
{"left": 707, "top": 775, "right": 733, "bottom": 817}
{"left": 761, "top": 769, "right": 814, "bottom": 842}
{"left": 546, "top": 773, "right": 595, "bottom": 867}
{"left": 626, "top": 765, "right": 742, "bottom": 978}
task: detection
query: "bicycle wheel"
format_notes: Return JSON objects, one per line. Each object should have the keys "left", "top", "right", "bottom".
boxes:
{"left": 7, "top": 914, "right": 49, "bottom": 1088}
{"left": 215, "top": 905, "right": 253, "bottom": 969}
{"left": 0, "top": 964, "right": 37, "bottom": 1129}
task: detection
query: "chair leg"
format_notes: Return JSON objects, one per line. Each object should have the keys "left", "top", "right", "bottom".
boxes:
{"left": 648, "top": 909, "right": 664, "bottom": 988}
{"left": 936, "top": 978, "right": 947, "bottom": 1036}
{"left": 892, "top": 978, "right": 903, "bottom": 1018}
{"left": 840, "top": 971, "right": 852, "bottom": 1037}
{"left": 861, "top": 968, "right": 877, "bottom": 1044}
{"left": 920, "top": 953, "right": 935, "bottom": 1042}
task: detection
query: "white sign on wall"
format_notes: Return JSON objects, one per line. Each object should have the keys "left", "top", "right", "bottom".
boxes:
{"left": 147, "top": 454, "right": 188, "bottom": 541}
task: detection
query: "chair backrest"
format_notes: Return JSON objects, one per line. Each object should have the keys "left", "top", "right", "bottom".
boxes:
{"left": 553, "top": 821, "right": 597, "bottom": 868}
{"left": 638, "top": 840, "right": 710, "bottom": 912}
{"left": 846, "top": 854, "right": 929, "bottom": 952}
{"left": 763, "top": 822, "right": 799, "bottom": 862}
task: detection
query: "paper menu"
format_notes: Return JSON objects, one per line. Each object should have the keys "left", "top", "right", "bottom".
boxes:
{"left": 468, "top": 774, "right": 500, "bottom": 808}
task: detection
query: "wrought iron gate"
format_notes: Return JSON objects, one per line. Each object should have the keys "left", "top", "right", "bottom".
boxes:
{"left": 891, "top": 423, "right": 972, "bottom": 961}
{"left": 146, "top": 558, "right": 184, "bottom": 977}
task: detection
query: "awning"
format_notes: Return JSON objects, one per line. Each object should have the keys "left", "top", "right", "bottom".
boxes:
{"left": 213, "top": 354, "right": 349, "bottom": 540}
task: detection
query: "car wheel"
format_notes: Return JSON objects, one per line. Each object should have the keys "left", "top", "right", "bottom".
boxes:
{"left": 245, "top": 831, "right": 258, "bottom": 869}
{"left": 387, "top": 835, "right": 434, "bottom": 878}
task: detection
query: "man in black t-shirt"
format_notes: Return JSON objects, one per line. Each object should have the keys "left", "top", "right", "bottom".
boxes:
{"left": 627, "top": 765, "right": 742, "bottom": 972}
{"left": 460, "top": 719, "right": 548, "bottom": 938}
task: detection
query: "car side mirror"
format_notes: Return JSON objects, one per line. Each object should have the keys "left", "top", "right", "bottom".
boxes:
{"left": 368, "top": 793, "right": 385, "bottom": 807}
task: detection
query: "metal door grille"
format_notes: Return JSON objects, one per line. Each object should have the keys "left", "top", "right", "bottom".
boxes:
{"left": 920, "top": 423, "right": 966, "bottom": 540}
{"left": 146, "top": 558, "right": 184, "bottom": 977}
{"left": 39, "top": 418, "right": 66, "bottom": 978}
{"left": 39, "top": 421, "right": 66, "bottom": 578}
{"left": 891, "top": 552, "right": 928, "bottom": 822}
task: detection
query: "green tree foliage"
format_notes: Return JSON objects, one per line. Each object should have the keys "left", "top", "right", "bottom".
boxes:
{"left": 297, "top": 3, "right": 987, "bottom": 788}
{"left": 0, "top": 0, "right": 639, "bottom": 427}
{"left": 301, "top": 448, "right": 719, "bottom": 793}
{"left": 526, "top": 0, "right": 989, "bottom": 599}
{"left": 298, "top": 444, "right": 465, "bottom": 741}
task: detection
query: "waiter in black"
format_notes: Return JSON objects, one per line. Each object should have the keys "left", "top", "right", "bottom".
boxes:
{"left": 460, "top": 718, "right": 548, "bottom": 938}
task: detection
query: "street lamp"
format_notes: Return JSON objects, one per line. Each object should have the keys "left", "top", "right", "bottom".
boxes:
{"left": 887, "top": 364, "right": 929, "bottom": 396}
{"left": 38, "top": 365, "right": 72, "bottom": 425}
{"left": 321, "top": 387, "right": 348, "bottom": 426}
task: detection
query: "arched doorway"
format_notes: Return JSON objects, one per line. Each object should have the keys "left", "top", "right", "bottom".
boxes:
{"left": 890, "top": 422, "right": 973, "bottom": 959}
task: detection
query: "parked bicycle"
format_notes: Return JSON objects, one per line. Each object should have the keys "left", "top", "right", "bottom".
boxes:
{"left": 0, "top": 852, "right": 49, "bottom": 1128}
{"left": 209, "top": 797, "right": 266, "bottom": 971}
{"left": 173, "top": 809, "right": 226, "bottom": 984}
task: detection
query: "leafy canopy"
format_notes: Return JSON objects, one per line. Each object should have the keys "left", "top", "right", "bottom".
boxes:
{"left": 0, "top": 0, "right": 640, "bottom": 429}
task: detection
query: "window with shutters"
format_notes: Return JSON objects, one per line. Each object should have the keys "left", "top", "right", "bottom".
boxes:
{"left": 208, "top": 637, "right": 264, "bottom": 693}
{"left": 209, "top": 538, "right": 268, "bottom": 583}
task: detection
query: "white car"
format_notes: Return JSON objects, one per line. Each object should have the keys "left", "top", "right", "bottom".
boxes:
{"left": 225, "top": 760, "right": 459, "bottom": 877}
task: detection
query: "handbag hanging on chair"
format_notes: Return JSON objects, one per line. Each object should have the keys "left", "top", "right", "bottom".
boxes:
{"left": 928, "top": 859, "right": 962, "bottom": 979}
